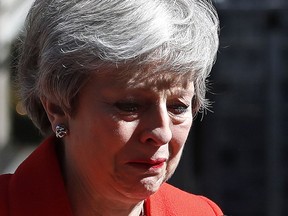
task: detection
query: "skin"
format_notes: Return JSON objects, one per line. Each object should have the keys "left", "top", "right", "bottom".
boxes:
{"left": 42, "top": 69, "right": 194, "bottom": 216}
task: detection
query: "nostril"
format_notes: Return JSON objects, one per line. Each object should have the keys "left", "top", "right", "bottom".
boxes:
{"left": 146, "top": 138, "right": 154, "bottom": 143}
{"left": 140, "top": 128, "right": 172, "bottom": 146}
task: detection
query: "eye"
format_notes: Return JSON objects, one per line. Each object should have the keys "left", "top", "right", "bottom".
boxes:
{"left": 168, "top": 103, "right": 190, "bottom": 115}
{"left": 114, "top": 102, "right": 140, "bottom": 113}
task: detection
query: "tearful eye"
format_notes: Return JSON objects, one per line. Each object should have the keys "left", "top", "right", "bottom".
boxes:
{"left": 114, "top": 102, "right": 140, "bottom": 113}
{"left": 168, "top": 104, "right": 190, "bottom": 115}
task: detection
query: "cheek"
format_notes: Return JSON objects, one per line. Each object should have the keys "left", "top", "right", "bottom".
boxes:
{"left": 171, "top": 120, "right": 193, "bottom": 152}
{"left": 166, "top": 121, "right": 192, "bottom": 178}
{"left": 165, "top": 146, "right": 185, "bottom": 181}
{"left": 107, "top": 120, "right": 139, "bottom": 148}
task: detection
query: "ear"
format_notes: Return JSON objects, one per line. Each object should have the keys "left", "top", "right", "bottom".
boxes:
{"left": 40, "top": 96, "right": 68, "bottom": 133}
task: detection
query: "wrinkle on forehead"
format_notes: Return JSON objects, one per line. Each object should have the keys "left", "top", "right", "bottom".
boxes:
{"left": 127, "top": 71, "right": 192, "bottom": 91}
{"left": 97, "top": 64, "right": 194, "bottom": 92}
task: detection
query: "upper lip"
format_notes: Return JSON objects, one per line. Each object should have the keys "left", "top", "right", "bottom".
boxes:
{"left": 128, "top": 158, "right": 167, "bottom": 165}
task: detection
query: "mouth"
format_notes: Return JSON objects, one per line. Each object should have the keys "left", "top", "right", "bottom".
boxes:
{"left": 127, "top": 158, "right": 167, "bottom": 170}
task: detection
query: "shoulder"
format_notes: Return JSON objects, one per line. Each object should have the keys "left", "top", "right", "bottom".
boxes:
{"left": 0, "top": 137, "right": 73, "bottom": 216}
{"left": 0, "top": 174, "right": 12, "bottom": 215}
{"left": 147, "top": 183, "right": 223, "bottom": 216}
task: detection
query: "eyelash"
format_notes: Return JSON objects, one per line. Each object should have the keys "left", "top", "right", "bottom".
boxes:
{"left": 114, "top": 102, "right": 140, "bottom": 113}
{"left": 168, "top": 103, "right": 190, "bottom": 115}
{"left": 114, "top": 102, "right": 190, "bottom": 115}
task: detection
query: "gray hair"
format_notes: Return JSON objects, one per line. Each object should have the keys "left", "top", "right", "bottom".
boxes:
{"left": 17, "top": 0, "right": 219, "bottom": 135}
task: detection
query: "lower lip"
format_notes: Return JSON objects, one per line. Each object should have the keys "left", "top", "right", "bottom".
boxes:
{"left": 150, "top": 162, "right": 165, "bottom": 169}
{"left": 128, "top": 161, "right": 165, "bottom": 170}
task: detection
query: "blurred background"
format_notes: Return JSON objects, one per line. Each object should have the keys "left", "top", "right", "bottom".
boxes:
{"left": 0, "top": 0, "right": 287, "bottom": 215}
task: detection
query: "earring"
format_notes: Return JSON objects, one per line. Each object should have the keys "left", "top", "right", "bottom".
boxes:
{"left": 55, "top": 125, "right": 68, "bottom": 138}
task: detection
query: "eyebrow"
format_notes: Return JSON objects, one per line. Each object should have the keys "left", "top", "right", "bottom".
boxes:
{"left": 123, "top": 85, "right": 195, "bottom": 98}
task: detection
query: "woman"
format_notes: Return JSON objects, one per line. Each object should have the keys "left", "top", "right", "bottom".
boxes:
{"left": 0, "top": 0, "right": 223, "bottom": 215}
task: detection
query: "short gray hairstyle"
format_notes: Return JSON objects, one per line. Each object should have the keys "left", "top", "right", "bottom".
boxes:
{"left": 17, "top": 0, "right": 219, "bottom": 135}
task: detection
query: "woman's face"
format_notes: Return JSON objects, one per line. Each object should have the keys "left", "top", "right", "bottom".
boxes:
{"left": 64, "top": 70, "right": 194, "bottom": 202}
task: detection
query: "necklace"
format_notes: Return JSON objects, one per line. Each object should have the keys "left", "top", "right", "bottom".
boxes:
{"left": 140, "top": 209, "right": 146, "bottom": 216}
{"left": 140, "top": 202, "right": 146, "bottom": 216}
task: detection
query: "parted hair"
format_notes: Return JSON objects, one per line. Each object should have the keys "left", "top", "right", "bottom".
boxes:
{"left": 17, "top": 0, "right": 219, "bottom": 135}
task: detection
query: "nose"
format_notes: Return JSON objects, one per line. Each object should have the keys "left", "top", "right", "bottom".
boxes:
{"left": 139, "top": 104, "right": 173, "bottom": 146}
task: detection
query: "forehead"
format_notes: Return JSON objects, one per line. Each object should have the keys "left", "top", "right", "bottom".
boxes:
{"left": 94, "top": 65, "right": 194, "bottom": 92}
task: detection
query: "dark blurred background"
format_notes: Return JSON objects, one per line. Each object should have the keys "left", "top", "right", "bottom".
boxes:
{"left": 0, "top": 0, "right": 287, "bottom": 216}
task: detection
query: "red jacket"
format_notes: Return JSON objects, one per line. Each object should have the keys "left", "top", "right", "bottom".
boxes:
{"left": 0, "top": 137, "right": 223, "bottom": 216}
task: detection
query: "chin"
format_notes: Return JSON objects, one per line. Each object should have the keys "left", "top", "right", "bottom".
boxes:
{"left": 141, "top": 175, "right": 165, "bottom": 194}
{"left": 121, "top": 175, "right": 165, "bottom": 200}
